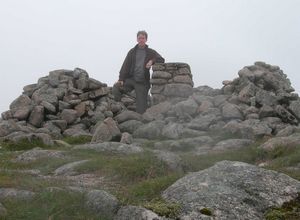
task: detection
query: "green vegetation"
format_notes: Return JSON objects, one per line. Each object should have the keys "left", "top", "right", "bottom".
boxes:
{"left": 265, "top": 193, "right": 300, "bottom": 220}
{"left": 0, "top": 135, "right": 92, "bottom": 152}
{"left": 181, "top": 144, "right": 260, "bottom": 173}
{"left": 2, "top": 132, "right": 300, "bottom": 219}
{"left": 62, "top": 135, "right": 92, "bottom": 145}
{"left": 72, "top": 150, "right": 183, "bottom": 207}
{"left": 199, "top": 207, "right": 213, "bottom": 216}
{"left": 1, "top": 139, "right": 49, "bottom": 151}
{"left": 120, "top": 174, "right": 182, "bottom": 204}
{"left": 1, "top": 190, "right": 100, "bottom": 220}
{"left": 144, "top": 198, "right": 181, "bottom": 219}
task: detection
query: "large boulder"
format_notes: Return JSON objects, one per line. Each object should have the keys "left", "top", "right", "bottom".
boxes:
{"left": 114, "top": 110, "right": 142, "bottom": 123}
{"left": 60, "top": 109, "right": 78, "bottom": 125}
{"left": 91, "top": 117, "right": 121, "bottom": 143}
{"left": 9, "top": 94, "right": 32, "bottom": 110}
{"left": 28, "top": 105, "right": 44, "bottom": 127}
{"left": 162, "top": 161, "right": 300, "bottom": 220}
{"left": 118, "top": 120, "right": 143, "bottom": 134}
{"left": 133, "top": 120, "right": 165, "bottom": 139}
{"left": 84, "top": 190, "right": 120, "bottom": 218}
{"left": 143, "top": 101, "right": 172, "bottom": 121}
{"left": 187, "top": 114, "right": 218, "bottom": 131}
{"left": 221, "top": 103, "right": 244, "bottom": 120}
{"left": 223, "top": 119, "right": 272, "bottom": 139}
{"left": 173, "top": 98, "right": 198, "bottom": 117}
{"left": 260, "top": 134, "right": 300, "bottom": 151}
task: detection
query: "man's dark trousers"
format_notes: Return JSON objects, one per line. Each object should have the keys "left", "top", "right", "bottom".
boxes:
{"left": 112, "top": 78, "right": 150, "bottom": 114}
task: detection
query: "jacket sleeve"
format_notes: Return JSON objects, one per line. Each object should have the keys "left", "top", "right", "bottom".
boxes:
{"left": 152, "top": 50, "right": 165, "bottom": 64}
{"left": 119, "top": 50, "right": 131, "bottom": 81}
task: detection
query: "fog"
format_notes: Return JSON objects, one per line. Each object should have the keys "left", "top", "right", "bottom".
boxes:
{"left": 0, "top": 0, "right": 299, "bottom": 113}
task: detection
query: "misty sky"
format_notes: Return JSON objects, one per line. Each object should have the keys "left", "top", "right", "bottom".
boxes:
{"left": 1, "top": 0, "right": 300, "bottom": 113}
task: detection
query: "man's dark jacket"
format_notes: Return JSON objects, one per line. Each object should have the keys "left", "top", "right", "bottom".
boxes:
{"left": 119, "top": 44, "right": 165, "bottom": 82}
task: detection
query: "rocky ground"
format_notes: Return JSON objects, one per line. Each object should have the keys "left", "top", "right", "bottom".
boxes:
{"left": 1, "top": 129, "right": 300, "bottom": 219}
{"left": 1, "top": 61, "right": 300, "bottom": 219}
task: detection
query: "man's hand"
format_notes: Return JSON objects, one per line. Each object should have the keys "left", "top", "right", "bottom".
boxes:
{"left": 114, "top": 80, "right": 124, "bottom": 87}
{"left": 146, "top": 60, "right": 153, "bottom": 69}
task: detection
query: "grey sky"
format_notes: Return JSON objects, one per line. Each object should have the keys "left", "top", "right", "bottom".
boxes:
{"left": 1, "top": 0, "right": 299, "bottom": 113}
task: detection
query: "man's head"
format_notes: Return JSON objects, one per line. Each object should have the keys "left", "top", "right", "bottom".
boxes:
{"left": 137, "top": 30, "right": 148, "bottom": 48}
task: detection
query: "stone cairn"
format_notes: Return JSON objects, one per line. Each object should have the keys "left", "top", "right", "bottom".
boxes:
{"left": 1, "top": 61, "right": 300, "bottom": 146}
{"left": 0, "top": 68, "right": 126, "bottom": 145}
{"left": 150, "top": 63, "right": 194, "bottom": 104}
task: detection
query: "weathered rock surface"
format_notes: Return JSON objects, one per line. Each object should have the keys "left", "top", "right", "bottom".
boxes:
{"left": 73, "top": 142, "right": 143, "bottom": 154}
{"left": 153, "top": 136, "right": 213, "bottom": 152}
{"left": 213, "top": 139, "right": 254, "bottom": 151}
{"left": 84, "top": 190, "right": 120, "bottom": 218}
{"left": 162, "top": 160, "right": 300, "bottom": 220}
{"left": 133, "top": 120, "right": 165, "bottom": 139}
{"left": 0, "top": 188, "right": 35, "bottom": 201}
{"left": 260, "top": 133, "right": 300, "bottom": 151}
{"left": 54, "top": 160, "right": 90, "bottom": 176}
{"left": 152, "top": 150, "right": 183, "bottom": 172}
{"left": 115, "top": 205, "right": 169, "bottom": 220}
{"left": 1, "top": 61, "right": 300, "bottom": 149}
{"left": 91, "top": 117, "right": 121, "bottom": 143}
{"left": 13, "top": 148, "right": 66, "bottom": 163}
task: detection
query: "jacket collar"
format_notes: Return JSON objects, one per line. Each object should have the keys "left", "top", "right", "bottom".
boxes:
{"left": 134, "top": 44, "right": 149, "bottom": 50}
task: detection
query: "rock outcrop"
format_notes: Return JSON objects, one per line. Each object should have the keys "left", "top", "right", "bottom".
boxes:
{"left": 162, "top": 160, "right": 300, "bottom": 219}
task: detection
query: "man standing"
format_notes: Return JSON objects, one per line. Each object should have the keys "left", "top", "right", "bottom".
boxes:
{"left": 113, "top": 30, "right": 165, "bottom": 114}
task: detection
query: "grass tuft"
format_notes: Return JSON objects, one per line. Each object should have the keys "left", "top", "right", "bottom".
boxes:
{"left": 62, "top": 136, "right": 92, "bottom": 145}
{"left": 1, "top": 139, "right": 48, "bottom": 151}
{"left": 2, "top": 190, "right": 100, "bottom": 220}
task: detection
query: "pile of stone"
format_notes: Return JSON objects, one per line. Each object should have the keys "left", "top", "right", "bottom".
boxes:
{"left": 1, "top": 61, "right": 300, "bottom": 145}
{"left": 0, "top": 68, "right": 129, "bottom": 144}
{"left": 136, "top": 61, "right": 300, "bottom": 140}
{"left": 219, "top": 61, "right": 300, "bottom": 138}
{"left": 150, "top": 63, "right": 194, "bottom": 104}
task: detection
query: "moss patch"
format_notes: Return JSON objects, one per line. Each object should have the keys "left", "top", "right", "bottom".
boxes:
{"left": 265, "top": 193, "right": 300, "bottom": 220}
{"left": 199, "top": 207, "right": 213, "bottom": 216}
{"left": 144, "top": 198, "right": 181, "bottom": 219}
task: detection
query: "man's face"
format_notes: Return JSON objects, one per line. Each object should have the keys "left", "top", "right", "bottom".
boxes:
{"left": 137, "top": 34, "right": 147, "bottom": 47}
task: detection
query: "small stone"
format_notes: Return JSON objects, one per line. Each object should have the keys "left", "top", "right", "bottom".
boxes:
{"left": 120, "top": 132, "right": 133, "bottom": 144}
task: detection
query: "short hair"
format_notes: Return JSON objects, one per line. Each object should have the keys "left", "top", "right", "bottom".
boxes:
{"left": 137, "top": 30, "right": 148, "bottom": 39}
